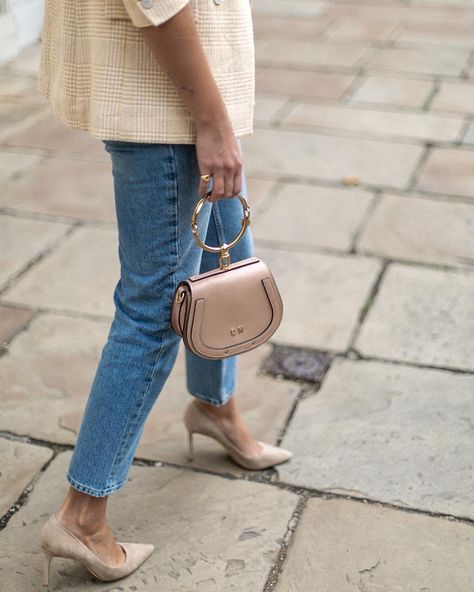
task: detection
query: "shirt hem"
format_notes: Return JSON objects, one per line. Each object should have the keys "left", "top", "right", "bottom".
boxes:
{"left": 43, "top": 103, "right": 255, "bottom": 144}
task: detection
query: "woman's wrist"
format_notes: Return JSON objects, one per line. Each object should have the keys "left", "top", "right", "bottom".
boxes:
{"left": 193, "top": 100, "right": 230, "bottom": 129}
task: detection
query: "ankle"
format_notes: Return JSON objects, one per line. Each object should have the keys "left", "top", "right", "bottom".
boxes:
{"left": 57, "top": 511, "right": 106, "bottom": 535}
{"left": 195, "top": 398, "right": 237, "bottom": 420}
{"left": 56, "top": 491, "right": 108, "bottom": 536}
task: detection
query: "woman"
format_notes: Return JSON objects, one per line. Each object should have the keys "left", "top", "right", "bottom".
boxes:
{"left": 37, "top": 0, "right": 292, "bottom": 586}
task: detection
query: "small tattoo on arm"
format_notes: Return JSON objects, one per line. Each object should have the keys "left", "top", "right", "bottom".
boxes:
{"left": 177, "top": 84, "right": 195, "bottom": 96}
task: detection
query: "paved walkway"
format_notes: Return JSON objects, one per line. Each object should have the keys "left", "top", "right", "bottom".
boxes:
{"left": 1, "top": 1, "right": 473, "bottom": 590}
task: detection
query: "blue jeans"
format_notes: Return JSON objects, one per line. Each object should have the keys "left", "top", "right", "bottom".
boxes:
{"left": 67, "top": 139, "right": 254, "bottom": 497}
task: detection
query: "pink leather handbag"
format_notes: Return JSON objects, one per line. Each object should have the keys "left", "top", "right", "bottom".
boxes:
{"left": 171, "top": 191, "right": 284, "bottom": 360}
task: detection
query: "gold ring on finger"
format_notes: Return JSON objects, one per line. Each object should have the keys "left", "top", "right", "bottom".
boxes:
{"left": 200, "top": 174, "right": 212, "bottom": 182}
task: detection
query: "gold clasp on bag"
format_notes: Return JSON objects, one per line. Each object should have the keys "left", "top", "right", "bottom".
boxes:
{"left": 219, "top": 245, "right": 231, "bottom": 270}
{"left": 191, "top": 191, "right": 251, "bottom": 270}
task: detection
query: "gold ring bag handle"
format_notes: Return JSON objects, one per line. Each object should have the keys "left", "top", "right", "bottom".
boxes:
{"left": 191, "top": 191, "right": 251, "bottom": 269}
{"left": 171, "top": 191, "right": 284, "bottom": 360}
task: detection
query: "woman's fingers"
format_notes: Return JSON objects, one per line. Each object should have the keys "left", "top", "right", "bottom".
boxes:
{"left": 209, "top": 172, "right": 225, "bottom": 203}
{"left": 198, "top": 175, "right": 212, "bottom": 197}
{"left": 195, "top": 122, "right": 243, "bottom": 202}
{"left": 233, "top": 167, "right": 243, "bottom": 197}
{"left": 207, "top": 160, "right": 242, "bottom": 202}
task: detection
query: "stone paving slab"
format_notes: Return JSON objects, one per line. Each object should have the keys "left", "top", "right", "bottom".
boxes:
{"left": 256, "top": 38, "right": 371, "bottom": 69}
{"left": 0, "top": 156, "right": 115, "bottom": 223}
{"left": 349, "top": 75, "right": 433, "bottom": 109}
{"left": 2, "top": 112, "right": 109, "bottom": 161}
{"left": 356, "top": 193, "right": 474, "bottom": 267}
{"left": 2, "top": 226, "right": 119, "bottom": 317}
{"left": 241, "top": 128, "right": 424, "bottom": 189}
{"left": 253, "top": 246, "right": 381, "bottom": 352}
{"left": 0, "top": 313, "right": 110, "bottom": 444}
{"left": 463, "top": 123, "right": 474, "bottom": 146}
{"left": 251, "top": 0, "right": 326, "bottom": 18}
{"left": 252, "top": 14, "right": 329, "bottom": 40}
{"left": 0, "top": 71, "right": 46, "bottom": 106}
{"left": 275, "top": 497, "right": 474, "bottom": 591}
{"left": 254, "top": 95, "right": 290, "bottom": 124}
{"left": 282, "top": 101, "right": 464, "bottom": 142}
{"left": 0, "top": 102, "right": 48, "bottom": 142}
{"left": 0, "top": 213, "right": 71, "bottom": 290}
{"left": 0, "top": 312, "right": 299, "bottom": 476}
{"left": 256, "top": 67, "right": 355, "bottom": 100}
{"left": 430, "top": 81, "right": 474, "bottom": 114}
{"left": 4, "top": 42, "right": 41, "bottom": 74}
{"left": 252, "top": 182, "right": 374, "bottom": 251}
{"left": 0, "top": 438, "right": 52, "bottom": 516}
{"left": 244, "top": 176, "right": 278, "bottom": 216}
{"left": 416, "top": 147, "right": 474, "bottom": 199}
{"left": 279, "top": 358, "right": 474, "bottom": 519}
{"left": 0, "top": 451, "right": 298, "bottom": 591}
{"left": 325, "top": 4, "right": 474, "bottom": 26}
{"left": 365, "top": 46, "right": 470, "bottom": 76}
{"left": 354, "top": 263, "right": 474, "bottom": 370}
{"left": 396, "top": 21, "right": 474, "bottom": 47}
{"left": 0, "top": 150, "right": 41, "bottom": 185}
{"left": 322, "top": 18, "right": 398, "bottom": 42}
{"left": 0, "top": 305, "right": 34, "bottom": 348}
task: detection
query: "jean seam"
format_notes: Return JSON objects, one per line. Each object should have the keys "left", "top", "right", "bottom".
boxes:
{"left": 103, "top": 146, "right": 179, "bottom": 491}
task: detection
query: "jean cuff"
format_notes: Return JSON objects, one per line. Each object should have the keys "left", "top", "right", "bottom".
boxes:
{"left": 66, "top": 471, "right": 126, "bottom": 498}
{"left": 188, "top": 389, "right": 234, "bottom": 407}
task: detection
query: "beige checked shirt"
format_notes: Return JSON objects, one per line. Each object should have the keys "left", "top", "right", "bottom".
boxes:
{"left": 37, "top": 0, "right": 255, "bottom": 143}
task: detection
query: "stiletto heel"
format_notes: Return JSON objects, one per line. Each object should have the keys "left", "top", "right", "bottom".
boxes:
{"left": 40, "top": 514, "right": 154, "bottom": 586}
{"left": 42, "top": 553, "right": 52, "bottom": 588}
{"left": 187, "top": 430, "right": 194, "bottom": 461}
{"left": 183, "top": 400, "right": 293, "bottom": 470}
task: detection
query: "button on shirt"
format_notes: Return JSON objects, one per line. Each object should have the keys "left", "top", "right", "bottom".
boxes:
{"left": 37, "top": 0, "right": 256, "bottom": 143}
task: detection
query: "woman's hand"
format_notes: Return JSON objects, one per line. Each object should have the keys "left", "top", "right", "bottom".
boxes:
{"left": 140, "top": 5, "right": 245, "bottom": 203}
{"left": 195, "top": 117, "right": 243, "bottom": 202}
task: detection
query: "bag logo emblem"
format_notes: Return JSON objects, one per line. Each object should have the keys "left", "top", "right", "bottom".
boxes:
{"left": 230, "top": 326, "right": 244, "bottom": 336}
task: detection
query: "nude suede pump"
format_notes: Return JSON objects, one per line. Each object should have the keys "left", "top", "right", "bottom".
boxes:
{"left": 184, "top": 399, "right": 293, "bottom": 470}
{"left": 40, "top": 514, "right": 154, "bottom": 588}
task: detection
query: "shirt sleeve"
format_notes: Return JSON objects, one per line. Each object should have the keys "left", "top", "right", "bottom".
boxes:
{"left": 120, "top": 0, "right": 191, "bottom": 28}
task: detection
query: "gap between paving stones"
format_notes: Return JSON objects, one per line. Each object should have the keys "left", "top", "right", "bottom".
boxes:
{"left": 0, "top": 309, "right": 39, "bottom": 360}
{"left": 270, "top": 97, "right": 470, "bottom": 133}
{"left": 254, "top": 61, "right": 474, "bottom": 84}
{"left": 3, "top": 353, "right": 474, "bottom": 532}
{"left": 262, "top": 496, "right": 307, "bottom": 592}
{"left": 3, "top": 151, "right": 474, "bottom": 232}
{"left": 0, "top": 144, "right": 111, "bottom": 165}
{"left": 0, "top": 205, "right": 117, "bottom": 228}
{"left": 1, "top": 254, "right": 473, "bottom": 367}
{"left": 345, "top": 260, "right": 389, "bottom": 351}
{"left": 254, "top": 117, "right": 472, "bottom": 148}
{"left": 343, "top": 257, "right": 474, "bottom": 365}
{"left": 2, "top": 429, "right": 473, "bottom": 592}
{"left": 348, "top": 189, "right": 382, "bottom": 253}
{"left": 0, "top": 221, "right": 80, "bottom": 298}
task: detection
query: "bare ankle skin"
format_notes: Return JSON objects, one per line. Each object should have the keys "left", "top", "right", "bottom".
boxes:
{"left": 55, "top": 487, "right": 125, "bottom": 566}
{"left": 56, "top": 488, "right": 107, "bottom": 531}
{"left": 195, "top": 396, "right": 239, "bottom": 418}
{"left": 194, "top": 397, "right": 262, "bottom": 455}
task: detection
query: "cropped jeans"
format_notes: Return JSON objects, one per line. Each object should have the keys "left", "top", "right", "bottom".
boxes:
{"left": 67, "top": 138, "right": 254, "bottom": 497}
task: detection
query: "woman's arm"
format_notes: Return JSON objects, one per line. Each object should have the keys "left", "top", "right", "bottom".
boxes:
{"left": 140, "top": 4, "right": 243, "bottom": 202}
